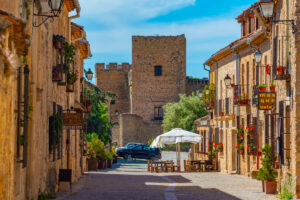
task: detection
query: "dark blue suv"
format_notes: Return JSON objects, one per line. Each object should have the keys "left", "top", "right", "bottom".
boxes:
{"left": 116, "top": 143, "right": 161, "bottom": 160}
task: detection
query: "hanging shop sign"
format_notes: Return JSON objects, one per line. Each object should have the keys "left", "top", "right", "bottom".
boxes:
{"left": 258, "top": 92, "right": 276, "bottom": 110}
{"left": 62, "top": 113, "right": 83, "bottom": 129}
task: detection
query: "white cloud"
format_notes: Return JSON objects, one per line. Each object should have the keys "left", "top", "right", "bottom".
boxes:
{"left": 79, "top": 0, "right": 195, "bottom": 25}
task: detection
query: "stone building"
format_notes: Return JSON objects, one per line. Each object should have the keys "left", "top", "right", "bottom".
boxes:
{"left": 201, "top": 0, "right": 300, "bottom": 197}
{"left": 0, "top": 1, "right": 91, "bottom": 199}
{"left": 96, "top": 35, "right": 208, "bottom": 146}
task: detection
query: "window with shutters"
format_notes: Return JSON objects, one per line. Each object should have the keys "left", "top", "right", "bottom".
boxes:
{"left": 154, "top": 106, "right": 163, "bottom": 121}
{"left": 215, "top": 128, "right": 219, "bottom": 144}
{"left": 285, "top": 106, "right": 291, "bottom": 165}
{"left": 219, "top": 99, "right": 222, "bottom": 116}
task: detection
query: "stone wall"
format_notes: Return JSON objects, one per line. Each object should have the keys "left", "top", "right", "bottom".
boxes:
{"left": 95, "top": 63, "right": 131, "bottom": 123}
{"left": 131, "top": 35, "right": 186, "bottom": 122}
{"left": 118, "top": 114, "right": 163, "bottom": 147}
{"left": 185, "top": 77, "right": 208, "bottom": 96}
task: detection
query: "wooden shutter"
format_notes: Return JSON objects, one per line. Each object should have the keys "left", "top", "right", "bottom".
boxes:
{"left": 273, "top": 37, "right": 278, "bottom": 79}
{"left": 253, "top": 117, "right": 257, "bottom": 154}
{"left": 265, "top": 114, "right": 269, "bottom": 144}
{"left": 204, "top": 130, "right": 206, "bottom": 154}
{"left": 215, "top": 128, "right": 219, "bottom": 144}
{"left": 226, "top": 98, "right": 229, "bottom": 115}
{"left": 279, "top": 101, "right": 284, "bottom": 165}
{"left": 270, "top": 114, "right": 275, "bottom": 165}
{"left": 247, "top": 115, "right": 251, "bottom": 155}
{"left": 234, "top": 85, "right": 239, "bottom": 105}
{"left": 57, "top": 105, "right": 63, "bottom": 160}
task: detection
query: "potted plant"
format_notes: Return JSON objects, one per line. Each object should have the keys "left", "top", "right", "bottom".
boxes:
{"left": 106, "top": 149, "right": 114, "bottom": 168}
{"left": 208, "top": 149, "right": 216, "bottom": 159}
{"left": 257, "top": 144, "right": 278, "bottom": 194}
{"left": 112, "top": 146, "right": 118, "bottom": 164}
{"left": 258, "top": 84, "right": 267, "bottom": 92}
{"left": 235, "top": 143, "right": 244, "bottom": 154}
{"left": 248, "top": 143, "right": 254, "bottom": 155}
{"left": 266, "top": 64, "right": 271, "bottom": 75}
{"left": 53, "top": 35, "right": 66, "bottom": 49}
{"left": 237, "top": 125, "right": 244, "bottom": 138}
{"left": 269, "top": 81, "right": 275, "bottom": 92}
{"left": 277, "top": 65, "right": 286, "bottom": 75}
{"left": 52, "top": 65, "right": 63, "bottom": 82}
{"left": 209, "top": 83, "right": 216, "bottom": 106}
{"left": 202, "top": 85, "right": 210, "bottom": 104}
{"left": 87, "top": 138, "right": 103, "bottom": 171}
{"left": 66, "top": 71, "right": 78, "bottom": 92}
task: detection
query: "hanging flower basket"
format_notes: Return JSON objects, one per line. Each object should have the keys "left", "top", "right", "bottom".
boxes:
{"left": 52, "top": 65, "right": 63, "bottom": 82}
{"left": 269, "top": 82, "right": 275, "bottom": 92}
{"left": 53, "top": 34, "right": 66, "bottom": 50}
{"left": 276, "top": 65, "right": 286, "bottom": 75}
{"left": 239, "top": 149, "right": 244, "bottom": 154}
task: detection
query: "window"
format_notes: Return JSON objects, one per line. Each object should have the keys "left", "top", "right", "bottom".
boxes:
{"left": 154, "top": 106, "right": 163, "bottom": 121}
{"left": 154, "top": 66, "right": 162, "bottom": 76}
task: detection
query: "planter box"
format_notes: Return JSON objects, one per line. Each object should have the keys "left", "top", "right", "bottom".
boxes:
{"left": 265, "top": 181, "right": 277, "bottom": 194}
{"left": 98, "top": 160, "right": 106, "bottom": 170}
{"left": 87, "top": 159, "right": 98, "bottom": 171}
{"left": 107, "top": 160, "right": 112, "bottom": 168}
{"left": 66, "top": 84, "right": 74, "bottom": 92}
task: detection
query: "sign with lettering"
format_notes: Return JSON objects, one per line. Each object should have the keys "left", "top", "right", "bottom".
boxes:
{"left": 258, "top": 92, "right": 276, "bottom": 110}
{"left": 63, "top": 113, "right": 83, "bottom": 129}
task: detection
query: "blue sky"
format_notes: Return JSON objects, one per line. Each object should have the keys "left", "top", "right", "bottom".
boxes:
{"left": 73, "top": 0, "right": 257, "bottom": 82}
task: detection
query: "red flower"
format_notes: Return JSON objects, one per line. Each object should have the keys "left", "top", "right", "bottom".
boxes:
{"left": 235, "top": 144, "right": 239, "bottom": 149}
{"left": 214, "top": 144, "right": 218, "bottom": 148}
{"left": 247, "top": 145, "right": 249, "bottom": 150}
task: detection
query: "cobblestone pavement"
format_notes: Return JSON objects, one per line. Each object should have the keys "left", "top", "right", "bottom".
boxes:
{"left": 55, "top": 152, "right": 277, "bottom": 200}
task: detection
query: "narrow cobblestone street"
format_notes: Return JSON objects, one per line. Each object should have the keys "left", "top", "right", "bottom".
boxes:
{"left": 56, "top": 152, "right": 277, "bottom": 200}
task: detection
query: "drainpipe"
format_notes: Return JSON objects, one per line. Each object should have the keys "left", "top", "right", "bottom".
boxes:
{"left": 230, "top": 46, "right": 240, "bottom": 174}
{"left": 68, "top": 0, "right": 81, "bottom": 43}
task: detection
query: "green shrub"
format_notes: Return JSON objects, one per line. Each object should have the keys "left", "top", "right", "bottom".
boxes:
{"left": 257, "top": 144, "right": 277, "bottom": 181}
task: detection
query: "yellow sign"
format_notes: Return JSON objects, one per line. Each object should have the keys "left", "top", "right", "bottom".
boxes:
{"left": 63, "top": 113, "right": 83, "bottom": 129}
{"left": 258, "top": 92, "right": 276, "bottom": 110}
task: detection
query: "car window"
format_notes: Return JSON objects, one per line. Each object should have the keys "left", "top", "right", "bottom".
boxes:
{"left": 144, "top": 146, "right": 151, "bottom": 151}
{"left": 133, "top": 145, "right": 143, "bottom": 150}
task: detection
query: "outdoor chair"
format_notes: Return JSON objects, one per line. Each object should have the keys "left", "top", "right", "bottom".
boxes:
{"left": 164, "top": 160, "right": 174, "bottom": 172}
{"left": 205, "top": 160, "right": 213, "bottom": 171}
{"left": 171, "top": 160, "right": 180, "bottom": 172}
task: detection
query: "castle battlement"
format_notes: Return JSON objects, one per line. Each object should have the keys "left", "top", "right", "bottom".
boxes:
{"left": 186, "top": 77, "right": 209, "bottom": 85}
{"left": 95, "top": 62, "right": 132, "bottom": 73}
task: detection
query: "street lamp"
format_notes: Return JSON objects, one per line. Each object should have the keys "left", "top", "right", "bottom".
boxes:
{"left": 224, "top": 74, "right": 232, "bottom": 87}
{"left": 85, "top": 68, "right": 94, "bottom": 81}
{"left": 49, "top": 0, "right": 65, "bottom": 13}
{"left": 258, "top": 0, "right": 274, "bottom": 18}
{"left": 254, "top": 52, "right": 263, "bottom": 65}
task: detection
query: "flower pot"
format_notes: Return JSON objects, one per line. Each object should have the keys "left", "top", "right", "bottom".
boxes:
{"left": 250, "top": 151, "right": 254, "bottom": 155}
{"left": 249, "top": 134, "right": 254, "bottom": 140}
{"left": 52, "top": 71, "right": 62, "bottom": 82}
{"left": 87, "top": 159, "right": 98, "bottom": 171}
{"left": 66, "top": 84, "right": 74, "bottom": 92}
{"left": 210, "top": 102, "right": 214, "bottom": 107}
{"left": 258, "top": 87, "right": 266, "bottom": 92}
{"left": 53, "top": 40, "right": 62, "bottom": 49}
{"left": 266, "top": 65, "right": 271, "bottom": 75}
{"left": 269, "top": 86, "right": 275, "bottom": 92}
{"left": 265, "top": 181, "right": 277, "bottom": 194}
{"left": 107, "top": 160, "right": 112, "bottom": 168}
{"left": 239, "top": 149, "right": 244, "bottom": 154}
{"left": 277, "top": 66, "right": 286, "bottom": 75}
{"left": 274, "top": 161, "right": 279, "bottom": 169}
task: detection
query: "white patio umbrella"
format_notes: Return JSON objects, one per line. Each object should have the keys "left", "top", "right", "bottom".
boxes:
{"left": 150, "top": 128, "right": 202, "bottom": 168}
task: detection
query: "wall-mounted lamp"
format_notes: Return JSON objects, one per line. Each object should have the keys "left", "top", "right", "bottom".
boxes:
{"left": 224, "top": 74, "right": 232, "bottom": 87}
{"left": 254, "top": 51, "right": 262, "bottom": 65}
{"left": 33, "top": 0, "right": 64, "bottom": 27}
{"left": 85, "top": 68, "right": 93, "bottom": 81}
{"left": 258, "top": 0, "right": 295, "bottom": 33}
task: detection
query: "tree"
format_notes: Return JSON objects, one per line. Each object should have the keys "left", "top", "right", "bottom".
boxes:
{"left": 86, "top": 87, "right": 117, "bottom": 145}
{"left": 162, "top": 93, "right": 208, "bottom": 132}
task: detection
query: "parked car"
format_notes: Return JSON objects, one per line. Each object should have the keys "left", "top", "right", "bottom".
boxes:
{"left": 116, "top": 143, "right": 161, "bottom": 160}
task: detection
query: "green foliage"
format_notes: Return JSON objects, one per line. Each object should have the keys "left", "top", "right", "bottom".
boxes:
{"left": 20, "top": 104, "right": 33, "bottom": 127}
{"left": 87, "top": 138, "right": 105, "bottom": 160}
{"left": 279, "top": 174, "right": 293, "bottom": 200}
{"left": 111, "top": 146, "right": 117, "bottom": 156}
{"left": 86, "top": 87, "right": 118, "bottom": 145}
{"left": 105, "top": 149, "right": 114, "bottom": 160}
{"left": 202, "top": 85, "right": 209, "bottom": 103}
{"left": 147, "top": 138, "right": 154, "bottom": 146}
{"left": 86, "top": 133, "right": 99, "bottom": 142}
{"left": 257, "top": 144, "right": 278, "bottom": 181}
{"left": 38, "top": 193, "right": 55, "bottom": 200}
{"left": 208, "top": 149, "right": 216, "bottom": 158}
{"left": 162, "top": 93, "right": 208, "bottom": 132}
{"left": 67, "top": 71, "right": 78, "bottom": 84}
{"left": 63, "top": 43, "right": 76, "bottom": 66}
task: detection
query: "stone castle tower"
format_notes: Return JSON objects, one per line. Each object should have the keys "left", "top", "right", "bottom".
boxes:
{"left": 95, "top": 35, "right": 208, "bottom": 146}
